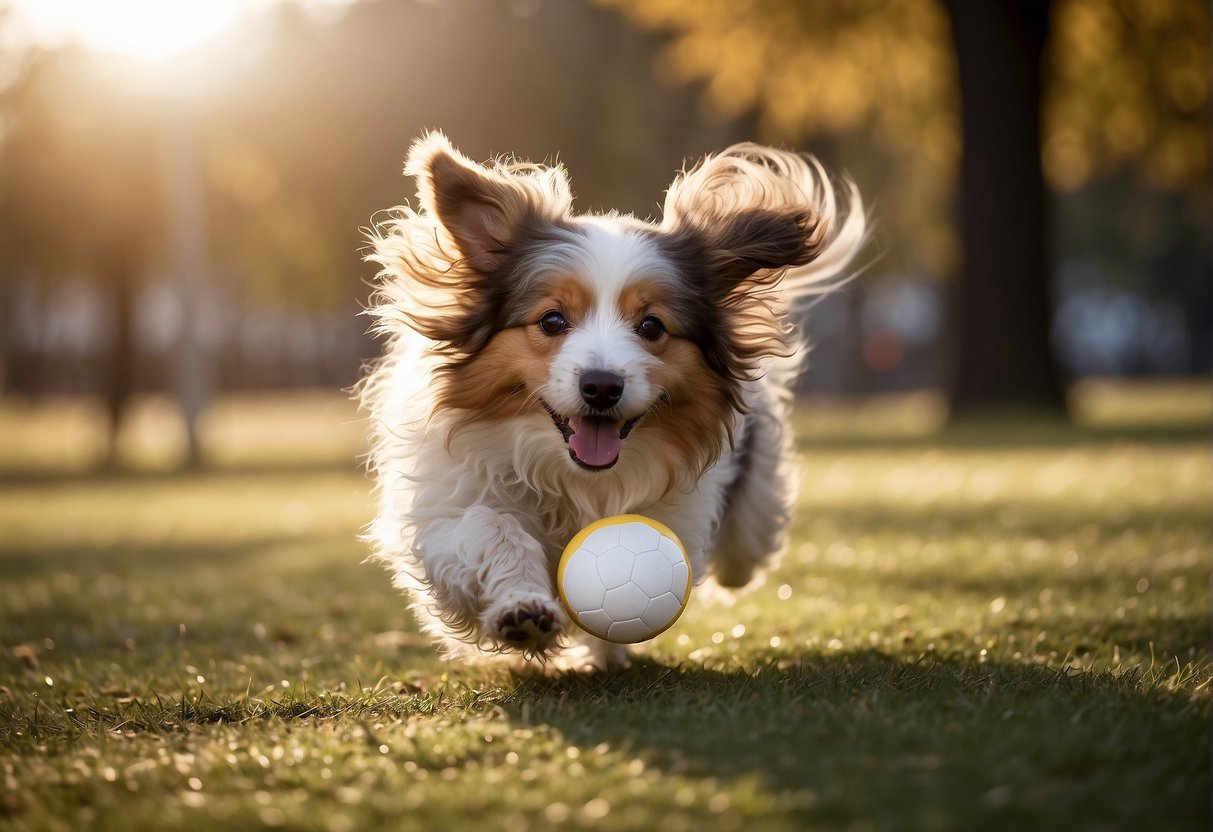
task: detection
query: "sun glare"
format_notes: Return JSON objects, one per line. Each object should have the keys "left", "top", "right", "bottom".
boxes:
{"left": 14, "top": 0, "right": 247, "bottom": 60}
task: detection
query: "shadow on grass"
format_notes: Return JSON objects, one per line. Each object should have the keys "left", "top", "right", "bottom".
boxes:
{"left": 2, "top": 649, "right": 1205, "bottom": 827}
{"left": 497, "top": 653, "right": 1207, "bottom": 826}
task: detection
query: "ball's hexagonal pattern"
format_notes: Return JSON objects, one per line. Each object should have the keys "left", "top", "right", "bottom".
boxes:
{"left": 602, "top": 582, "right": 651, "bottom": 618}
{"left": 576, "top": 608, "right": 613, "bottom": 635}
{"left": 658, "top": 536, "right": 685, "bottom": 564}
{"left": 560, "top": 551, "right": 606, "bottom": 614}
{"left": 607, "top": 618, "right": 651, "bottom": 643}
{"left": 643, "top": 593, "right": 683, "bottom": 629}
{"left": 631, "top": 549, "right": 677, "bottom": 597}
{"left": 617, "top": 522, "right": 659, "bottom": 554}
{"left": 596, "top": 546, "right": 635, "bottom": 590}
{"left": 578, "top": 524, "right": 620, "bottom": 555}
{"left": 669, "top": 560, "right": 690, "bottom": 591}
{"left": 557, "top": 515, "right": 692, "bottom": 644}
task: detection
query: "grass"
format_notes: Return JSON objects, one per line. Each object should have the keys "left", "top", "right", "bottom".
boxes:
{"left": 0, "top": 381, "right": 1208, "bottom": 831}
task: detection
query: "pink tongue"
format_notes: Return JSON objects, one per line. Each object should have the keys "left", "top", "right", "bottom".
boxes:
{"left": 568, "top": 417, "right": 623, "bottom": 467}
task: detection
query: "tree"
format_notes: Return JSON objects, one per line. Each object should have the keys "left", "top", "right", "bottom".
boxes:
{"left": 943, "top": 0, "right": 1066, "bottom": 415}
{"left": 0, "top": 48, "right": 164, "bottom": 461}
{"left": 601, "top": 0, "right": 1210, "bottom": 414}
{"left": 600, "top": 0, "right": 958, "bottom": 279}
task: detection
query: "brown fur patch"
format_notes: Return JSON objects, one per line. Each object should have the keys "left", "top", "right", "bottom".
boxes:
{"left": 435, "top": 328, "right": 549, "bottom": 422}
{"left": 435, "top": 276, "right": 592, "bottom": 428}
{"left": 616, "top": 278, "right": 688, "bottom": 354}
{"left": 640, "top": 338, "right": 736, "bottom": 481}
{"left": 616, "top": 280, "right": 660, "bottom": 321}
{"left": 532, "top": 276, "right": 593, "bottom": 329}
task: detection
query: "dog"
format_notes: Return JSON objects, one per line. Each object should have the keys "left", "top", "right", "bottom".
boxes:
{"left": 360, "top": 132, "right": 864, "bottom": 668}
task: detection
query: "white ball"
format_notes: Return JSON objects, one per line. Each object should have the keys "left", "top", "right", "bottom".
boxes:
{"left": 557, "top": 515, "right": 692, "bottom": 644}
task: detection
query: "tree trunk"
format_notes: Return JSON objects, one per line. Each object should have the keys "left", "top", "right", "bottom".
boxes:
{"left": 944, "top": 0, "right": 1067, "bottom": 417}
{"left": 103, "top": 254, "right": 136, "bottom": 467}
{"left": 163, "top": 116, "right": 213, "bottom": 469}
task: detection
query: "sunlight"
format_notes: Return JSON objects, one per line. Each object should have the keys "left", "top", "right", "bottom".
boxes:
{"left": 12, "top": 0, "right": 247, "bottom": 60}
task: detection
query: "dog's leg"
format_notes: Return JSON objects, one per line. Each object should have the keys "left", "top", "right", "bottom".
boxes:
{"left": 551, "top": 636, "right": 631, "bottom": 673}
{"left": 419, "top": 505, "right": 566, "bottom": 653}
{"left": 710, "top": 394, "right": 796, "bottom": 588}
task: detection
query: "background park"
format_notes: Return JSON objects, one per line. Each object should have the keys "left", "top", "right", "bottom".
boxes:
{"left": 0, "top": 0, "right": 1208, "bottom": 829}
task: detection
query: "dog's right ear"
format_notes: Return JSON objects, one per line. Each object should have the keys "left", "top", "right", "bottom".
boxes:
{"left": 406, "top": 132, "right": 569, "bottom": 275}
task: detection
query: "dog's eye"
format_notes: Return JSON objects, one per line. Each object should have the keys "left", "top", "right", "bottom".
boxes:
{"left": 538, "top": 310, "right": 568, "bottom": 336}
{"left": 637, "top": 316, "right": 665, "bottom": 341}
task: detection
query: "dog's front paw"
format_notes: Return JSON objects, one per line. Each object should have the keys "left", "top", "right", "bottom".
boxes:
{"left": 482, "top": 593, "right": 566, "bottom": 653}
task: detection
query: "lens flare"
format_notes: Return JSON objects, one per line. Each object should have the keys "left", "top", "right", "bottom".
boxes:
{"left": 13, "top": 0, "right": 245, "bottom": 60}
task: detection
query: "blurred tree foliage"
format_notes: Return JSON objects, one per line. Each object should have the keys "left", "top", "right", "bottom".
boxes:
{"left": 1046, "top": 0, "right": 1208, "bottom": 195}
{"left": 601, "top": 0, "right": 960, "bottom": 278}
{"left": 602, "top": 0, "right": 1210, "bottom": 402}
{"left": 601, "top": 0, "right": 1209, "bottom": 255}
{"left": 1046, "top": 0, "right": 1210, "bottom": 350}
{"left": 0, "top": 47, "right": 165, "bottom": 454}
{"left": 0, "top": 49, "right": 164, "bottom": 278}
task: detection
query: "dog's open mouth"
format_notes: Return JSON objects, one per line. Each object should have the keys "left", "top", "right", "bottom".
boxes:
{"left": 541, "top": 401, "right": 645, "bottom": 471}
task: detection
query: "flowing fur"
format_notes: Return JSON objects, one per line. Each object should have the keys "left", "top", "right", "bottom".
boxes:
{"left": 359, "top": 133, "right": 865, "bottom": 667}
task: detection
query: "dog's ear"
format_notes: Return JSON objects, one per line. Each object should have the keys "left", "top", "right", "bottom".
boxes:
{"left": 407, "top": 132, "right": 567, "bottom": 274}
{"left": 691, "top": 208, "right": 821, "bottom": 293}
{"left": 661, "top": 145, "right": 833, "bottom": 297}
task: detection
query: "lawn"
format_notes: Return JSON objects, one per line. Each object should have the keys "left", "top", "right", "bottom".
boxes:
{"left": 0, "top": 382, "right": 1209, "bottom": 831}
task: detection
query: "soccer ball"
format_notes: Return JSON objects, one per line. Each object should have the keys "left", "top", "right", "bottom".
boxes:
{"left": 557, "top": 514, "right": 692, "bottom": 644}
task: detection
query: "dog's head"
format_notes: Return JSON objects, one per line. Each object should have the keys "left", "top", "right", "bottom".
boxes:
{"left": 372, "top": 132, "right": 859, "bottom": 479}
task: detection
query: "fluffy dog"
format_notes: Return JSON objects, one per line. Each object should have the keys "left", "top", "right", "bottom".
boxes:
{"left": 360, "top": 133, "right": 864, "bottom": 667}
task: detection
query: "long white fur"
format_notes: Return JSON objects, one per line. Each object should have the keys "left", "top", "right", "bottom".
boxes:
{"left": 360, "top": 134, "right": 865, "bottom": 667}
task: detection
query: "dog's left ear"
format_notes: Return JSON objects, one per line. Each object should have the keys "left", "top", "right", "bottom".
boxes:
{"left": 660, "top": 146, "right": 833, "bottom": 296}
{"left": 406, "top": 132, "right": 570, "bottom": 274}
{"left": 691, "top": 208, "right": 822, "bottom": 292}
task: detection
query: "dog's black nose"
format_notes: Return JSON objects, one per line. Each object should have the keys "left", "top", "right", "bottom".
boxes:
{"left": 580, "top": 370, "right": 624, "bottom": 411}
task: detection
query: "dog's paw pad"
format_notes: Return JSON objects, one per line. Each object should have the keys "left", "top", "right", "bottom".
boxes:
{"left": 486, "top": 596, "right": 564, "bottom": 650}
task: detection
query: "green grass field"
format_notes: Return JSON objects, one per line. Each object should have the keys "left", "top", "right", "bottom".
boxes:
{"left": 1, "top": 382, "right": 1209, "bottom": 831}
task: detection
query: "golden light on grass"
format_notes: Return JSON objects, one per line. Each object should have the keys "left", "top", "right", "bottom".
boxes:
{"left": 11, "top": 0, "right": 245, "bottom": 60}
